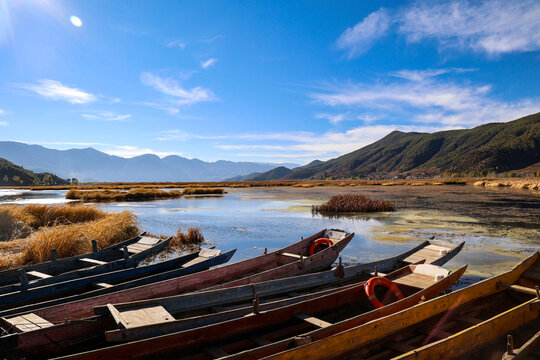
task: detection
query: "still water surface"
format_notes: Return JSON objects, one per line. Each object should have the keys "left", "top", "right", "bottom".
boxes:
{"left": 1, "top": 186, "right": 538, "bottom": 281}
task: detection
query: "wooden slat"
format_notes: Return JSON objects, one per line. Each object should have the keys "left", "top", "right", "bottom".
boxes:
{"left": 26, "top": 270, "right": 52, "bottom": 279}
{"left": 503, "top": 284, "right": 538, "bottom": 296}
{"left": 94, "top": 282, "right": 113, "bottom": 289}
{"left": 78, "top": 257, "right": 107, "bottom": 266}
{"left": 278, "top": 252, "right": 302, "bottom": 259}
{"left": 137, "top": 237, "right": 160, "bottom": 245}
{"left": 126, "top": 244, "right": 151, "bottom": 254}
{"left": 114, "top": 305, "right": 174, "bottom": 329}
{"left": 4, "top": 313, "right": 53, "bottom": 332}
{"left": 393, "top": 273, "right": 435, "bottom": 289}
{"left": 295, "top": 313, "right": 332, "bottom": 328}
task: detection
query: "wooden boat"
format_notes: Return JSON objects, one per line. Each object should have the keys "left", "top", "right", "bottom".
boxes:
{"left": 254, "top": 251, "right": 540, "bottom": 360}
{"left": 49, "top": 263, "right": 467, "bottom": 359}
{"left": 502, "top": 330, "right": 540, "bottom": 360}
{"left": 0, "top": 233, "right": 170, "bottom": 293}
{"left": 0, "top": 229, "right": 352, "bottom": 337}
{"left": 0, "top": 247, "right": 234, "bottom": 310}
{"left": 2, "top": 239, "right": 463, "bottom": 358}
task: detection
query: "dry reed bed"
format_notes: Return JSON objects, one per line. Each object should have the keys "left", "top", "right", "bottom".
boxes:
{"left": 473, "top": 179, "right": 540, "bottom": 190}
{"left": 181, "top": 188, "right": 225, "bottom": 195}
{"left": 0, "top": 204, "right": 139, "bottom": 269}
{"left": 66, "top": 188, "right": 182, "bottom": 202}
{"left": 312, "top": 194, "right": 395, "bottom": 215}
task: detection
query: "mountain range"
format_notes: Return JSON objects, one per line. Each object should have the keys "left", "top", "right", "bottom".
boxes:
{"left": 0, "top": 142, "right": 298, "bottom": 182}
{"left": 242, "top": 112, "right": 540, "bottom": 180}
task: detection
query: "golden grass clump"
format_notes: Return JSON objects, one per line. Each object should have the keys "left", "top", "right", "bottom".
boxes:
{"left": 313, "top": 194, "right": 395, "bottom": 215}
{"left": 182, "top": 188, "right": 225, "bottom": 195}
{"left": 168, "top": 226, "right": 205, "bottom": 249}
{"left": 0, "top": 204, "right": 139, "bottom": 269}
{"left": 66, "top": 188, "right": 182, "bottom": 202}
{"left": 18, "top": 211, "right": 138, "bottom": 266}
{"left": 2, "top": 204, "right": 106, "bottom": 229}
{"left": 293, "top": 183, "right": 314, "bottom": 188}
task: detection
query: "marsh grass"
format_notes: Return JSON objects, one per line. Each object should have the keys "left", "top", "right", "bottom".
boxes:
{"left": 313, "top": 194, "right": 395, "bottom": 215}
{"left": 182, "top": 188, "right": 225, "bottom": 195}
{"left": 66, "top": 188, "right": 182, "bottom": 202}
{"left": 0, "top": 205, "right": 139, "bottom": 269}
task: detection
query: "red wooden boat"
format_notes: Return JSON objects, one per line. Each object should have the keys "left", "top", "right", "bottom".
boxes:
{"left": 0, "top": 229, "right": 352, "bottom": 334}
{"left": 51, "top": 263, "right": 467, "bottom": 359}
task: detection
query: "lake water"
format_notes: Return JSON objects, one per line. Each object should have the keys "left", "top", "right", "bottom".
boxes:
{"left": 1, "top": 185, "right": 538, "bottom": 282}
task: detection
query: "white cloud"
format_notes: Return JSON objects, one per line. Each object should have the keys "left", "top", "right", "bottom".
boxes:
{"left": 211, "top": 124, "right": 454, "bottom": 163}
{"left": 310, "top": 73, "right": 540, "bottom": 127}
{"left": 0, "top": 121, "right": 7, "bottom": 126}
{"left": 0, "top": 109, "right": 4, "bottom": 115}
{"left": 338, "top": 0, "right": 540, "bottom": 57}
{"left": 337, "top": 9, "right": 391, "bottom": 57}
{"left": 103, "top": 145, "right": 183, "bottom": 158}
{"left": 316, "top": 113, "right": 347, "bottom": 124}
{"left": 81, "top": 112, "right": 132, "bottom": 121}
{"left": 400, "top": 0, "right": 540, "bottom": 55}
{"left": 14, "top": 79, "right": 97, "bottom": 104}
{"left": 140, "top": 72, "right": 215, "bottom": 106}
{"left": 166, "top": 40, "right": 186, "bottom": 49}
{"left": 200, "top": 58, "right": 217, "bottom": 69}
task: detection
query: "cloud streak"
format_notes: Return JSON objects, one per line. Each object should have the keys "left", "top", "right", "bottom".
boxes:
{"left": 338, "top": 0, "right": 540, "bottom": 57}
{"left": 13, "top": 79, "right": 97, "bottom": 104}
{"left": 140, "top": 72, "right": 215, "bottom": 106}
{"left": 81, "top": 112, "right": 132, "bottom": 121}
{"left": 200, "top": 58, "right": 217, "bottom": 69}
{"left": 309, "top": 71, "right": 540, "bottom": 127}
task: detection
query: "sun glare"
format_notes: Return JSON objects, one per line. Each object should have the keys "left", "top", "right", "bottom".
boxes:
{"left": 70, "top": 15, "right": 82, "bottom": 27}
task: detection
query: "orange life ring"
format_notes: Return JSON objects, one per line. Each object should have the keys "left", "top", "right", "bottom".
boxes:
{"left": 308, "top": 238, "right": 334, "bottom": 256}
{"left": 364, "top": 276, "right": 404, "bottom": 309}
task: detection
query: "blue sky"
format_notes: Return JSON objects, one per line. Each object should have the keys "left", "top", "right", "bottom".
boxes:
{"left": 0, "top": 0, "right": 539, "bottom": 164}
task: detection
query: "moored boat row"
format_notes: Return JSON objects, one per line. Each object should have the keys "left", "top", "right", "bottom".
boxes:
{"left": 0, "top": 227, "right": 536, "bottom": 360}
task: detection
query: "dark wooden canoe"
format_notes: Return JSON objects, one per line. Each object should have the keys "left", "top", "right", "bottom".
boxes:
{"left": 51, "top": 263, "right": 467, "bottom": 360}
{"left": 0, "top": 229, "right": 352, "bottom": 330}
{"left": 0, "top": 233, "right": 171, "bottom": 294}
{"left": 260, "top": 251, "right": 540, "bottom": 360}
{"left": 0, "top": 247, "right": 234, "bottom": 310}
{"left": 2, "top": 239, "right": 462, "bottom": 357}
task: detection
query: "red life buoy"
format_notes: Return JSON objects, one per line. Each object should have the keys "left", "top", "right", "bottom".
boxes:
{"left": 364, "top": 276, "right": 404, "bottom": 309}
{"left": 308, "top": 238, "right": 334, "bottom": 256}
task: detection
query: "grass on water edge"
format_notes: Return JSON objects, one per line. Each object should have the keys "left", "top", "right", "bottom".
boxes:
{"left": 66, "top": 188, "right": 182, "bottom": 202}
{"left": 0, "top": 204, "right": 205, "bottom": 270}
{"left": 65, "top": 187, "right": 225, "bottom": 202}
{"left": 313, "top": 194, "right": 395, "bottom": 215}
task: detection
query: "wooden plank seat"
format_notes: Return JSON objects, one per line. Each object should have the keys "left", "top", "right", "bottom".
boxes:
{"left": 4, "top": 313, "right": 54, "bottom": 332}
{"left": 78, "top": 258, "right": 107, "bottom": 266}
{"left": 181, "top": 248, "right": 222, "bottom": 268}
{"left": 108, "top": 304, "right": 174, "bottom": 329}
{"left": 295, "top": 313, "right": 332, "bottom": 328}
{"left": 402, "top": 245, "right": 452, "bottom": 264}
{"left": 26, "top": 270, "right": 52, "bottom": 279}
{"left": 126, "top": 236, "right": 160, "bottom": 254}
